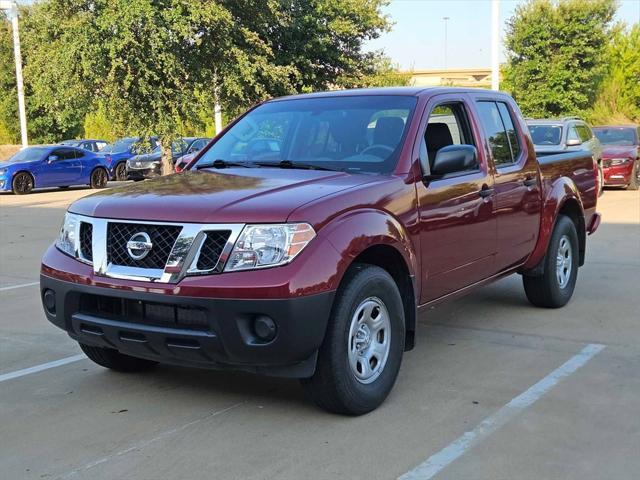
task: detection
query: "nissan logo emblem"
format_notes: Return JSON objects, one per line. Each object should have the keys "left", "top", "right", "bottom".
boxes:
{"left": 126, "top": 232, "right": 153, "bottom": 260}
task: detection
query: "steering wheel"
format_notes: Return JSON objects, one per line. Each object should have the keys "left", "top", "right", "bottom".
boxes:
{"left": 360, "top": 144, "right": 394, "bottom": 157}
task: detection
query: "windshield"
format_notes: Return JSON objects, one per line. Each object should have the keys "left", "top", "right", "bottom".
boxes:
{"left": 195, "top": 95, "right": 418, "bottom": 174}
{"left": 593, "top": 128, "right": 637, "bottom": 146}
{"left": 5, "top": 147, "right": 50, "bottom": 163}
{"left": 101, "top": 138, "right": 137, "bottom": 154}
{"left": 529, "top": 125, "right": 563, "bottom": 145}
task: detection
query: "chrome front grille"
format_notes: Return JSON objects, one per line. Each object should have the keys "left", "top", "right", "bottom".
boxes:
{"left": 79, "top": 222, "right": 93, "bottom": 262}
{"left": 196, "top": 231, "right": 231, "bottom": 270}
{"left": 72, "top": 215, "right": 243, "bottom": 284}
{"left": 107, "top": 222, "right": 181, "bottom": 269}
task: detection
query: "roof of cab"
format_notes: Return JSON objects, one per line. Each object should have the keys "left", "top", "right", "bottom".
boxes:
{"left": 267, "top": 86, "right": 502, "bottom": 102}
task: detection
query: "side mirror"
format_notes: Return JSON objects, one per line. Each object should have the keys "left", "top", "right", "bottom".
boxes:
{"left": 566, "top": 138, "right": 582, "bottom": 146}
{"left": 47, "top": 155, "right": 59, "bottom": 163}
{"left": 431, "top": 145, "right": 478, "bottom": 177}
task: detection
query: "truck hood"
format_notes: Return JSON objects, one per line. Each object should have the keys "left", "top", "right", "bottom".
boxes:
{"left": 69, "top": 168, "right": 377, "bottom": 224}
{"left": 601, "top": 145, "right": 638, "bottom": 158}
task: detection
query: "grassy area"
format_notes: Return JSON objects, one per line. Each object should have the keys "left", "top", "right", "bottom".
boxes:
{"left": 0, "top": 145, "right": 20, "bottom": 161}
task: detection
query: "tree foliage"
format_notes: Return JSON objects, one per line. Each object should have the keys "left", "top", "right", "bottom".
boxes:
{"left": 0, "top": 0, "right": 394, "bottom": 157}
{"left": 503, "top": 0, "right": 617, "bottom": 118}
{"left": 589, "top": 24, "right": 640, "bottom": 124}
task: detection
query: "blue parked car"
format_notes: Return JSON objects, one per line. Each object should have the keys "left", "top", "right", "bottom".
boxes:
{"left": 97, "top": 137, "right": 159, "bottom": 181}
{"left": 0, "top": 145, "right": 110, "bottom": 195}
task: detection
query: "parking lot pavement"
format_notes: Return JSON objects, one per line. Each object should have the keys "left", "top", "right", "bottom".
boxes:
{"left": 0, "top": 187, "right": 638, "bottom": 480}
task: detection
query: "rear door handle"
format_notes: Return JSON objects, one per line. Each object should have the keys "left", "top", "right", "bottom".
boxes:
{"left": 479, "top": 185, "right": 494, "bottom": 198}
{"left": 523, "top": 177, "right": 537, "bottom": 187}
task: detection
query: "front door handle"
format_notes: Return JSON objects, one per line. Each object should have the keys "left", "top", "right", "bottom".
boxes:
{"left": 523, "top": 176, "right": 537, "bottom": 187}
{"left": 479, "top": 185, "right": 494, "bottom": 198}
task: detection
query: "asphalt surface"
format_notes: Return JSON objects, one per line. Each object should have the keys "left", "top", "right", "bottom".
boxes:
{"left": 1, "top": 183, "right": 639, "bottom": 480}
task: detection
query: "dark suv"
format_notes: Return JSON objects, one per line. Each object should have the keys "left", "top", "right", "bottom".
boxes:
{"left": 527, "top": 117, "right": 603, "bottom": 194}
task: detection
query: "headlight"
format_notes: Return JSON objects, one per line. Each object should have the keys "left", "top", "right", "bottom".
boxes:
{"left": 224, "top": 223, "right": 316, "bottom": 272}
{"left": 610, "top": 158, "right": 630, "bottom": 166}
{"left": 55, "top": 212, "right": 80, "bottom": 257}
{"left": 0, "top": 168, "right": 7, "bottom": 175}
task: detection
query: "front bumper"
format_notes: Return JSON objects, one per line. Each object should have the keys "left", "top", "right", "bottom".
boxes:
{"left": 41, "top": 274, "right": 334, "bottom": 377}
{"left": 603, "top": 162, "right": 634, "bottom": 186}
{"left": 126, "top": 165, "right": 161, "bottom": 180}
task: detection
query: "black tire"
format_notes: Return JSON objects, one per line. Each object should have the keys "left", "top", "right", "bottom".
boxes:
{"left": 627, "top": 161, "right": 639, "bottom": 191}
{"left": 79, "top": 343, "right": 158, "bottom": 372}
{"left": 523, "top": 215, "right": 579, "bottom": 308}
{"left": 90, "top": 167, "right": 108, "bottom": 189}
{"left": 12, "top": 171, "right": 34, "bottom": 195}
{"left": 301, "top": 264, "right": 405, "bottom": 415}
{"left": 114, "top": 162, "right": 127, "bottom": 181}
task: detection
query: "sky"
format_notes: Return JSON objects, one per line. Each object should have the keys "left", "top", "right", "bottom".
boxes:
{"left": 365, "top": 0, "right": 640, "bottom": 71}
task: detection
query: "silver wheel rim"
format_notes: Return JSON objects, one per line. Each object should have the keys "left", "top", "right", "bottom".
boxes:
{"left": 347, "top": 297, "right": 391, "bottom": 384}
{"left": 556, "top": 235, "right": 573, "bottom": 289}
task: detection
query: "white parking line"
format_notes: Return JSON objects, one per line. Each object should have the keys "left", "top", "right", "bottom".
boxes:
{"left": 0, "top": 354, "right": 86, "bottom": 383}
{"left": 0, "top": 281, "right": 39, "bottom": 292}
{"left": 398, "top": 343, "right": 606, "bottom": 480}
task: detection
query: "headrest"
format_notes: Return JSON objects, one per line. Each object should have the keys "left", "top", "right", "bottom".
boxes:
{"left": 374, "top": 117, "right": 405, "bottom": 147}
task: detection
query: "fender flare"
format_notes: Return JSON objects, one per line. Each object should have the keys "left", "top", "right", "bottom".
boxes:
{"left": 319, "top": 208, "right": 419, "bottom": 286}
{"left": 523, "top": 177, "right": 585, "bottom": 272}
{"left": 318, "top": 209, "right": 419, "bottom": 349}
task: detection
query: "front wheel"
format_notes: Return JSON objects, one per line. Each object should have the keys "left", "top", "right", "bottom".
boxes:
{"left": 627, "top": 161, "right": 639, "bottom": 191}
{"left": 114, "top": 162, "right": 127, "bottom": 181}
{"left": 79, "top": 343, "right": 158, "bottom": 372}
{"left": 301, "top": 264, "right": 405, "bottom": 415}
{"left": 90, "top": 167, "right": 108, "bottom": 189}
{"left": 523, "top": 215, "right": 579, "bottom": 308}
{"left": 12, "top": 172, "right": 34, "bottom": 195}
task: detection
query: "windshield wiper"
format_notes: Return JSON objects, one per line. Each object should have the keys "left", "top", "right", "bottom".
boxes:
{"left": 255, "top": 160, "right": 340, "bottom": 172}
{"left": 196, "top": 159, "right": 256, "bottom": 169}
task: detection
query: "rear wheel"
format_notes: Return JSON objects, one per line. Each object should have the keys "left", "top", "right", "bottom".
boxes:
{"left": 12, "top": 172, "right": 34, "bottom": 195}
{"left": 114, "top": 162, "right": 127, "bottom": 181}
{"left": 627, "top": 161, "right": 639, "bottom": 191}
{"left": 90, "top": 167, "right": 108, "bottom": 189}
{"left": 523, "top": 215, "right": 579, "bottom": 308}
{"left": 301, "top": 264, "right": 405, "bottom": 415}
{"left": 79, "top": 343, "right": 157, "bottom": 372}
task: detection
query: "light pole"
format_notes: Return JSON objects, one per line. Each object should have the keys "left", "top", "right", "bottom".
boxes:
{"left": 491, "top": 0, "right": 500, "bottom": 91}
{"left": 443, "top": 16, "right": 450, "bottom": 70}
{"left": 1, "top": 0, "right": 28, "bottom": 148}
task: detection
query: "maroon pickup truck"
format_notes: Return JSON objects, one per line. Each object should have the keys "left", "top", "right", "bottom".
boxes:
{"left": 41, "top": 88, "right": 600, "bottom": 415}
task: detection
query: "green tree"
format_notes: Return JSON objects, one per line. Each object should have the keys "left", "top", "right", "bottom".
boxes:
{"left": 1, "top": 1, "right": 391, "bottom": 162}
{"left": 503, "top": 0, "right": 617, "bottom": 118}
{"left": 589, "top": 24, "right": 640, "bottom": 124}
{"left": 0, "top": 12, "right": 18, "bottom": 144}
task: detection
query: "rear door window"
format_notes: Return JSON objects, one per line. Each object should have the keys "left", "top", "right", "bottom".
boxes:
{"left": 476, "top": 101, "right": 521, "bottom": 166}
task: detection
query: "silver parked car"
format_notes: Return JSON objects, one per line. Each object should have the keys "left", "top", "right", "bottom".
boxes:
{"left": 527, "top": 117, "right": 603, "bottom": 194}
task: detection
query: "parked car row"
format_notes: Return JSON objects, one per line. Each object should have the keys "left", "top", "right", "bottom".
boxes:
{"left": 126, "top": 137, "right": 210, "bottom": 180}
{"left": 527, "top": 117, "right": 639, "bottom": 191}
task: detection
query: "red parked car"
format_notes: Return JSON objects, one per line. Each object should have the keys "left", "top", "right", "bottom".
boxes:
{"left": 593, "top": 125, "right": 639, "bottom": 190}
{"left": 41, "top": 88, "right": 600, "bottom": 414}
